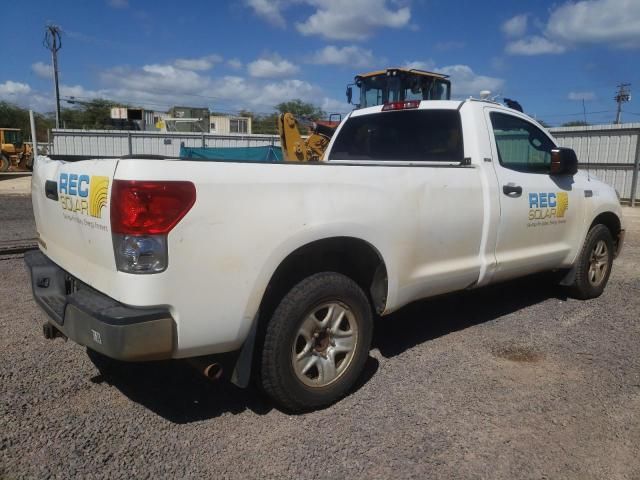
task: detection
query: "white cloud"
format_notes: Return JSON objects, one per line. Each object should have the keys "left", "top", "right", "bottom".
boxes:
{"left": 98, "top": 63, "right": 213, "bottom": 104}
{"left": 505, "top": 0, "right": 640, "bottom": 55}
{"left": 245, "top": 0, "right": 286, "bottom": 27}
{"left": 173, "top": 55, "right": 222, "bottom": 71}
{"left": 60, "top": 84, "right": 102, "bottom": 99}
{"left": 437, "top": 65, "right": 504, "bottom": 97}
{"left": 502, "top": 14, "right": 528, "bottom": 37}
{"left": 506, "top": 36, "right": 566, "bottom": 55}
{"left": 546, "top": 0, "right": 640, "bottom": 48}
{"left": 3, "top": 54, "right": 352, "bottom": 116}
{"left": 32, "top": 62, "right": 53, "bottom": 79}
{"left": 320, "top": 97, "right": 351, "bottom": 115}
{"left": 401, "top": 62, "right": 504, "bottom": 97}
{"left": 403, "top": 60, "right": 436, "bottom": 71}
{"left": 227, "top": 58, "right": 243, "bottom": 70}
{"left": 568, "top": 91, "right": 596, "bottom": 101}
{"left": 107, "top": 0, "right": 128, "bottom": 8}
{"left": 247, "top": 55, "right": 299, "bottom": 78}
{"left": 296, "top": 0, "right": 411, "bottom": 40}
{"left": 309, "top": 45, "right": 377, "bottom": 68}
{"left": 0, "top": 80, "right": 31, "bottom": 97}
{"left": 0, "top": 80, "right": 53, "bottom": 111}
{"left": 245, "top": 0, "right": 412, "bottom": 40}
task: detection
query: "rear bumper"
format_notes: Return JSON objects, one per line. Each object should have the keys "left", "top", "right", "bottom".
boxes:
{"left": 24, "top": 249, "right": 175, "bottom": 361}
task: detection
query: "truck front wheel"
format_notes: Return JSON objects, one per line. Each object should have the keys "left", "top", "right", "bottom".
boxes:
{"left": 260, "top": 272, "right": 373, "bottom": 412}
{"left": 568, "top": 224, "right": 614, "bottom": 299}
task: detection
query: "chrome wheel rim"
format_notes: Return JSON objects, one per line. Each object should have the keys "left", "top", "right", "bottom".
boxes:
{"left": 291, "top": 302, "right": 358, "bottom": 388}
{"left": 588, "top": 240, "right": 609, "bottom": 286}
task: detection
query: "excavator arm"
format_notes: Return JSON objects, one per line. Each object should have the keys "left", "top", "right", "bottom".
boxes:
{"left": 278, "top": 113, "right": 334, "bottom": 162}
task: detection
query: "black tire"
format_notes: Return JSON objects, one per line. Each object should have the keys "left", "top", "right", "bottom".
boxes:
{"left": 568, "top": 224, "right": 614, "bottom": 299}
{"left": 0, "top": 154, "right": 9, "bottom": 172}
{"left": 260, "top": 272, "right": 373, "bottom": 412}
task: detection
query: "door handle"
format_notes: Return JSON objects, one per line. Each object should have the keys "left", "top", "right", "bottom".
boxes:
{"left": 502, "top": 183, "right": 522, "bottom": 196}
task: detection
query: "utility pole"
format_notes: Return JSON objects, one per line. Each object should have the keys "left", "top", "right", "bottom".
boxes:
{"left": 614, "top": 83, "right": 631, "bottom": 124}
{"left": 43, "top": 24, "right": 63, "bottom": 129}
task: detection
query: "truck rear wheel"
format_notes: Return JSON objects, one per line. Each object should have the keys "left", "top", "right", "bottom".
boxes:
{"left": 260, "top": 272, "right": 373, "bottom": 412}
{"left": 0, "top": 154, "right": 9, "bottom": 172}
{"left": 568, "top": 224, "right": 614, "bottom": 299}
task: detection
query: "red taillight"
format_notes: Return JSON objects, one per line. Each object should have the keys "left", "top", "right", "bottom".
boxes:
{"left": 381, "top": 100, "right": 421, "bottom": 111}
{"left": 110, "top": 180, "right": 196, "bottom": 235}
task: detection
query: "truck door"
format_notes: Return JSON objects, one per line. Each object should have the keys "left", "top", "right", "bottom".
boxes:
{"left": 485, "top": 108, "right": 584, "bottom": 281}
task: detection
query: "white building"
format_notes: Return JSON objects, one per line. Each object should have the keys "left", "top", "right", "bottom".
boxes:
{"left": 209, "top": 115, "right": 252, "bottom": 135}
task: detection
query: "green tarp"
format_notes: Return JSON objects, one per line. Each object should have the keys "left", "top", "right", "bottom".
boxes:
{"left": 180, "top": 145, "right": 282, "bottom": 162}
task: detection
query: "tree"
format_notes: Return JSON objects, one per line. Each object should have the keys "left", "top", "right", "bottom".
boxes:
{"left": 60, "top": 98, "right": 114, "bottom": 129}
{"left": 561, "top": 120, "right": 590, "bottom": 127}
{"left": 537, "top": 119, "right": 552, "bottom": 128}
{"left": 275, "top": 99, "right": 325, "bottom": 120}
{"left": 0, "top": 101, "right": 54, "bottom": 141}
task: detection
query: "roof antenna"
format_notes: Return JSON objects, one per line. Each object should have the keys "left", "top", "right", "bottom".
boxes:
{"left": 582, "top": 98, "right": 591, "bottom": 182}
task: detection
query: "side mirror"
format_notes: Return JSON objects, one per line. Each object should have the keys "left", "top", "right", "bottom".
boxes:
{"left": 550, "top": 147, "right": 578, "bottom": 176}
{"left": 346, "top": 85, "right": 353, "bottom": 104}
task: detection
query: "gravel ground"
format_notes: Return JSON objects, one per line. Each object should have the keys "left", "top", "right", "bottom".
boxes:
{"left": 1, "top": 202, "right": 639, "bottom": 479}
{"left": 0, "top": 176, "right": 35, "bottom": 243}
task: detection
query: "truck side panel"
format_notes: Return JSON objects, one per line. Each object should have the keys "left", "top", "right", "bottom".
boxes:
{"left": 108, "top": 160, "right": 485, "bottom": 357}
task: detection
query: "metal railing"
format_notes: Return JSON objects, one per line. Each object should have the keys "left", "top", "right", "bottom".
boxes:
{"left": 50, "top": 129, "right": 280, "bottom": 158}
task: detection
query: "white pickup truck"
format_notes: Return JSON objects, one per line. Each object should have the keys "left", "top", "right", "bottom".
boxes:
{"left": 26, "top": 99, "right": 625, "bottom": 411}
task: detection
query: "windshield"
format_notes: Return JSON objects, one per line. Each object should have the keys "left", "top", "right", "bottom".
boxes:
{"left": 3, "top": 130, "right": 23, "bottom": 147}
{"left": 358, "top": 75, "right": 450, "bottom": 108}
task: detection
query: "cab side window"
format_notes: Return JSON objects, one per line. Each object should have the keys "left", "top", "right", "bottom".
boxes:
{"left": 490, "top": 112, "right": 555, "bottom": 173}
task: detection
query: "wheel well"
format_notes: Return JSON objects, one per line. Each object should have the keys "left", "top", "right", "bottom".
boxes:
{"left": 259, "top": 237, "right": 388, "bottom": 322}
{"left": 590, "top": 212, "right": 622, "bottom": 249}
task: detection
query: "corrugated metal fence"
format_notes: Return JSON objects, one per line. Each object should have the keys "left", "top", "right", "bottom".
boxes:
{"left": 50, "top": 123, "right": 640, "bottom": 205}
{"left": 51, "top": 129, "right": 280, "bottom": 158}
{"left": 549, "top": 123, "right": 640, "bottom": 205}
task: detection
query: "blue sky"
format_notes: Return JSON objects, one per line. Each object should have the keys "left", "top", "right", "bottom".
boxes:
{"left": 1, "top": 0, "right": 639, "bottom": 126}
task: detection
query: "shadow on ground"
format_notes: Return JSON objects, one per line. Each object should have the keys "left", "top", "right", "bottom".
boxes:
{"left": 90, "top": 273, "right": 563, "bottom": 423}
{"left": 373, "top": 273, "right": 565, "bottom": 358}
{"left": 89, "top": 349, "right": 380, "bottom": 422}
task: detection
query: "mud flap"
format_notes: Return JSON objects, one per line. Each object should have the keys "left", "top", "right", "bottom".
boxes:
{"left": 230, "top": 313, "right": 259, "bottom": 388}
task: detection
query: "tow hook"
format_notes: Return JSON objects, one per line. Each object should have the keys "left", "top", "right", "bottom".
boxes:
{"left": 42, "top": 323, "right": 66, "bottom": 340}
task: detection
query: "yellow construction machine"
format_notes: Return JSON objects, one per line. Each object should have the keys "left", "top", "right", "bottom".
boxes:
{"left": 277, "top": 114, "right": 341, "bottom": 162}
{"left": 278, "top": 68, "right": 451, "bottom": 162}
{"left": 0, "top": 128, "right": 33, "bottom": 171}
{"left": 347, "top": 67, "right": 450, "bottom": 108}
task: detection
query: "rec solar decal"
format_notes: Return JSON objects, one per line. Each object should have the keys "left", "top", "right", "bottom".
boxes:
{"left": 58, "top": 173, "right": 110, "bottom": 219}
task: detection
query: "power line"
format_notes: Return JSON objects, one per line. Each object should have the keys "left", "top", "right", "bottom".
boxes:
{"left": 533, "top": 109, "right": 614, "bottom": 119}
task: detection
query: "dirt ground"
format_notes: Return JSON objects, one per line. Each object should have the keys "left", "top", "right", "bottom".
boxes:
{"left": 1, "top": 191, "right": 639, "bottom": 479}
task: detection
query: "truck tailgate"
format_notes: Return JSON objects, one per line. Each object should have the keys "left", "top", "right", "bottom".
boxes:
{"left": 32, "top": 156, "right": 119, "bottom": 288}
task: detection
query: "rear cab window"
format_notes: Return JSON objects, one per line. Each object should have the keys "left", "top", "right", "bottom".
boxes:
{"left": 329, "top": 109, "right": 464, "bottom": 162}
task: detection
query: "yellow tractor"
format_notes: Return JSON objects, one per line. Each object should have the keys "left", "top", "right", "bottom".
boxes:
{"left": 0, "top": 128, "right": 33, "bottom": 172}
{"left": 277, "top": 113, "right": 341, "bottom": 162}
{"left": 279, "top": 68, "right": 451, "bottom": 162}
{"left": 346, "top": 67, "right": 451, "bottom": 108}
